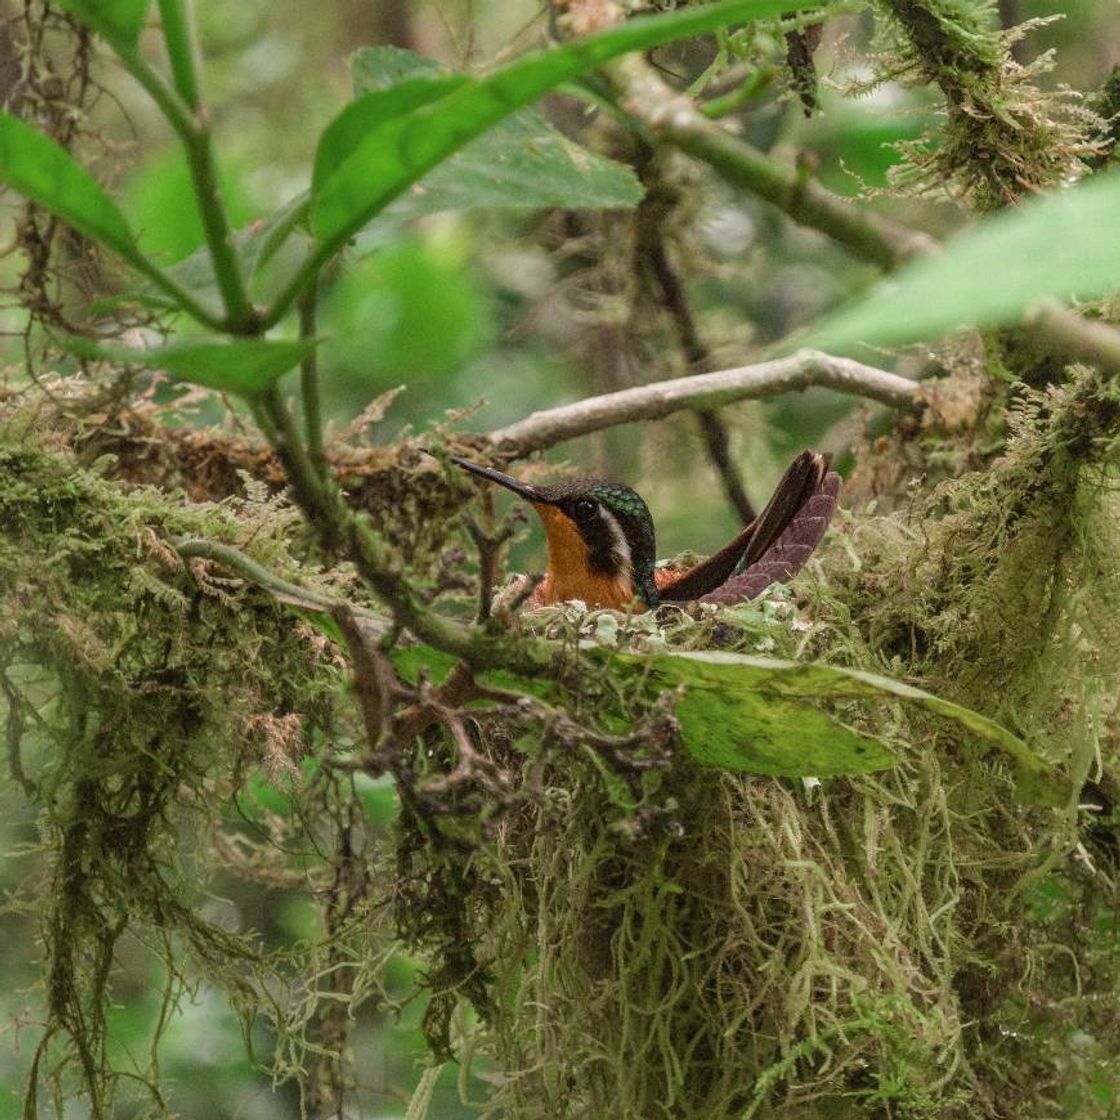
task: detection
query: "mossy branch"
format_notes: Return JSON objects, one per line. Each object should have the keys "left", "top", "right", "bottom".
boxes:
{"left": 607, "top": 54, "right": 936, "bottom": 270}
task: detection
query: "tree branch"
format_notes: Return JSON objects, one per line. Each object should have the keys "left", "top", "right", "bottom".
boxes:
{"left": 609, "top": 56, "right": 937, "bottom": 271}
{"left": 633, "top": 143, "right": 756, "bottom": 521}
{"left": 1023, "top": 302, "right": 1120, "bottom": 377}
{"left": 485, "top": 350, "right": 916, "bottom": 456}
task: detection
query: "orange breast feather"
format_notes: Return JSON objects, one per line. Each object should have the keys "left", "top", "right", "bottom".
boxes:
{"left": 531, "top": 503, "right": 635, "bottom": 610}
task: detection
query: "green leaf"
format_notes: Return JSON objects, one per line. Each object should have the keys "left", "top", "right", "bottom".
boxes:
{"left": 637, "top": 651, "right": 1057, "bottom": 797}
{"left": 809, "top": 169, "right": 1120, "bottom": 353}
{"left": 67, "top": 338, "right": 313, "bottom": 397}
{"left": 50, "top": 0, "right": 149, "bottom": 49}
{"left": 0, "top": 112, "right": 143, "bottom": 264}
{"left": 311, "top": 0, "right": 800, "bottom": 252}
{"left": 631, "top": 652, "right": 899, "bottom": 777}
{"left": 347, "top": 46, "right": 643, "bottom": 222}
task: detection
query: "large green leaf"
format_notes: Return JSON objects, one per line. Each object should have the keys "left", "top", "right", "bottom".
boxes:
{"left": 631, "top": 651, "right": 896, "bottom": 777}
{"left": 50, "top": 0, "right": 149, "bottom": 50}
{"left": 349, "top": 46, "right": 643, "bottom": 221}
{"left": 809, "top": 169, "right": 1120, "bottom": 353}
{"left": 0, "top": 112, "right": 143, "bottom": 265}
{"left": 311, "top": 0, "right": 802, "bottom": 252}
{"left": 634, "top": 651, "right": 1056, "bottom": 797}
{"left": 67, "top": 338, "right": 313, "bottom": 397}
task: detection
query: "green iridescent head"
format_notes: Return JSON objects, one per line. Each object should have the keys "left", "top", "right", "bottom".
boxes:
{"left": 450, "top": 457, "right": 660, "bottom": 607}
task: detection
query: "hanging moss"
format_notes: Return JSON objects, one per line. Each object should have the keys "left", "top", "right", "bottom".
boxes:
{"left": 874, "top": 0, "right": 1099, "bottom": 209}
{"left": 0, "top": 426, "right": 350, "bottom": 1116}
{"left": 5, "top": 363, "right": 1120, "bottom": 1119}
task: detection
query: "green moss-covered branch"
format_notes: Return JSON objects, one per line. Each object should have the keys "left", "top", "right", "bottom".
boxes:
{"left": 877, "top": 0, "right": 1097, "bottom": 208}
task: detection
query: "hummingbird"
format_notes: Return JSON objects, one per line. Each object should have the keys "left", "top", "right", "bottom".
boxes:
{"left": 451, "top": 450, "right": 840, "bottom": 612}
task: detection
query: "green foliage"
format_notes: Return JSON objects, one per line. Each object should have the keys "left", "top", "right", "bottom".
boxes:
{"left": 811, "top": 169, "right": 1120, "bottom": 352}
{"left": 49, "top": 0, "right": 148, "bottom": 49}
{"left": 0, "top": 112, "right": 144, "bottom": 268}
{"left": 67, "top": 338, "right": 314, "bottom": 397}
{"left": 310, "top": 0, "right": 799, "bottom": 255}
{"left": 351, "top": 46, "right": 644, "bottom": 220}
{"left": 4, "top": 1, "right": 1120, "bottom": 1117}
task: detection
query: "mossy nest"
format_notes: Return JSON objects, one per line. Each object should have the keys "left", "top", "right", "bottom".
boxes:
{"left": 3, "top": 371, "right": 1119, "bottom": 1119}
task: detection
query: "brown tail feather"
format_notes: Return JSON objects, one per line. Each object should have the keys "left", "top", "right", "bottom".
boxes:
{"left": 699, "top": 470, "right": 840, "bottom": 606}
{"left": 658, "top": 450, "right": 829, "bottom": 603}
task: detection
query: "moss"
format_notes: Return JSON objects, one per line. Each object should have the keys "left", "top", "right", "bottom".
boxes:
{"left": 0, "top": 434, "right": 347, "bottom": 1115}
{"left": 875, "top": 0, "right": 1099, "bottom": 210}
{"left": 5, "top": 370, "right": 1120, "bottom": 1117}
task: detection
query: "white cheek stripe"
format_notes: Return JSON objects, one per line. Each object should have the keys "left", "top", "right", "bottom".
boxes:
{"left": 599, "top": 508, "right": 632, "bottom": 577}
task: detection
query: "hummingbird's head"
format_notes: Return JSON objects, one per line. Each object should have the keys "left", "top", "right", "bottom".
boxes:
{"left": 451, "top": 456, "right": 658, "bottom": 610}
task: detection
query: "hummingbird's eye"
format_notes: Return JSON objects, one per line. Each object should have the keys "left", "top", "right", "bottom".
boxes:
{"left": 573, "top": 498, "right": 597, "bottom": 521}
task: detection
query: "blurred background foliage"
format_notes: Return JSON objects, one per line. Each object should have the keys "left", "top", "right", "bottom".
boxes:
{"left": 1, "top": 0, "right": 1119, "bottom": 1116}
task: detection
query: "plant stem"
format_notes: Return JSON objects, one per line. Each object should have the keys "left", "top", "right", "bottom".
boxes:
{"left": 117, "top": 31, "right": 257, "bottom": 332}
{"left": 700, "top": 65, "right": 776, "bottom": 118}
{"left": 156, "top": 0, "right": 200, "bottom": 109}
{"left": 298, "top": 278, "right": 326, "bottom": 478}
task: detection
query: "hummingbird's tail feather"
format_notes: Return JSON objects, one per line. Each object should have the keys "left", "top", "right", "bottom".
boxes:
{"left": 698, "top": 468, "right": 840, "bottom": 606}
{"left": 657, "top": 450, "right": 830, "bottom": 602}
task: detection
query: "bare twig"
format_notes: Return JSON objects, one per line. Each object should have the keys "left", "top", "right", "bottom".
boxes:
{"left": 331, "top": 604, "right": 398, "bottom": 758}
{"left": 485, "top": 350, "right": 916, "bottom": 455}
{"left": 463, "top": 513, "right": 522, "bottom": 623}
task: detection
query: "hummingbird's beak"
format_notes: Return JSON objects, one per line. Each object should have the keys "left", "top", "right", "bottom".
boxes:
{"left": 449, "top": 455, "right": 542, "bottom": 502}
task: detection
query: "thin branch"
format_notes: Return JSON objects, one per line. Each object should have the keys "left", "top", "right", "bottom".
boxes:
{"left": 298, "top": 277, "right": 326, "bottom": 478}
{"left": 633, "top": 147, "right": 756, "bottom": 521}
{"left": 484, "top": 350, "right": 916, "bottom": 455}
{"left": 608, "top": 55, "right": 937, "bottom": 271}
{"left": 172, "top": 536, "right": 380, "bottom": 620}
{"left": 1023, "top": 303, "right": 1120, "bottom": 377}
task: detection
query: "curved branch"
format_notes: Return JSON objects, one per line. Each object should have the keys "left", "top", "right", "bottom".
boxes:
{"left": 484, "top": 350, "right": 916, "bottom": 456}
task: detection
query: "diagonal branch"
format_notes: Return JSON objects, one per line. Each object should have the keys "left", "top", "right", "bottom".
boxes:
{"left": 484, "top": 350, "right": 916, "bottom": 456}
{"left": 608, "top": 55, "right": 936, "bottom": 270}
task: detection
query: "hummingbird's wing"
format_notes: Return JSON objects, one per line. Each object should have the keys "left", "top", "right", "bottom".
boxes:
{"left": 699, "top": 468, "right": 840, "bottom": 606}
{"left": 658, "top": 450, "right": 831, "bottom": 603}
